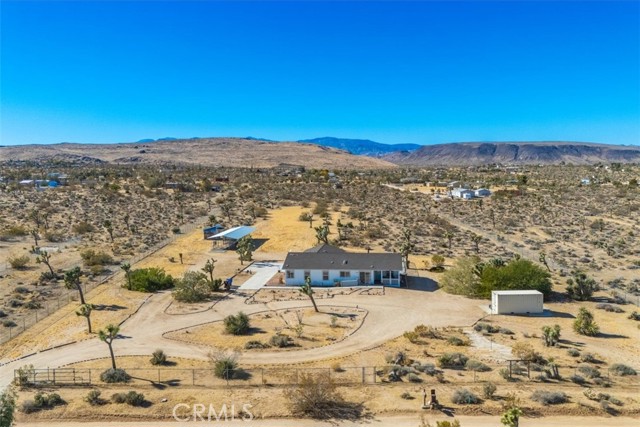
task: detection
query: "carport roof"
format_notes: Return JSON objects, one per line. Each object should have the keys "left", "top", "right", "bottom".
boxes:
{"left": 207, "top": 225, "right": 256, "bottom": 241}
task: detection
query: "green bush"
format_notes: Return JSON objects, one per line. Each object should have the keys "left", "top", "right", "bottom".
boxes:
{"left": 127, "top": 267, "right": 174, "bottom": 292}
{"left": 213, "top": 355, "right": 238, "bottom": 379}
{"left": 100, "top": 368, "right": 130, "bottom": 383}
{"left": 173, "top": 271, "right": 210, "bottom": 302}
{"left": 438, "top": 352, "right": 468, "bottom": 368}
{"left": 577, "top": 364, "right": 601, "bottom": 379}
{"left": 447, "top": 336, "right": 467, "bottom": 346}
{"left": 80, "top": 249, "right": 114, "bottom": 266}
{"left": 124, "top": 391, "right": 145, "bottom": 406}
{"left": 610, "top": 363, "right": 637, "bottom": 376}
{"left": 224, "top": 312, "right": 250, "bottom": 335}
{"left": 244, "top": 340, "right": 267, "bottom": 349}
{"left": 573, "top": 308, "right": 599, "bottom": 336}
{"left": 451, "top": 388, "right": 480, "bottom": 404}
{"left": 482, "top": 382, "right": 497, "bottom": 399}
{"left": 22, "top": 392, "right": 66, "bottom": 413}
{"left": 480, "top": 259, "right": 552, "bottom": 298}
{"left": 8, "top": 254, "right": 30, "bottom": 269}
{"left": 111, "top": 392, "right": 127, "bottom": 404}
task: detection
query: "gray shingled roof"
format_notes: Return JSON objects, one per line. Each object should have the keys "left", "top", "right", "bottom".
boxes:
{"left": 283, "top": 246, "right": 403, "bottom": 271}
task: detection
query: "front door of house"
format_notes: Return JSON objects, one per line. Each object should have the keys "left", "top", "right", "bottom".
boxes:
{"left": 359, "top": 271, "right": 371, "bottom": 285}
{"left": 374, "top": 271, "right": 382, "bottom": 285}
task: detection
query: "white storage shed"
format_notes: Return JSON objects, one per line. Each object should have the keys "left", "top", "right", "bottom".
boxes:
{"left": 491, "top": 290, "right": 543, "bottom": 315}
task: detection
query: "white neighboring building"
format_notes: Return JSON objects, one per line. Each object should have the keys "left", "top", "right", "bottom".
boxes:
{"left": 451, "top": 188, "right": 474, "bottom": 199}
{"left": 282, "top": 244, "right": 406, "bottom": 287}
{"left": 491, "top": 290, "right": 544, "bottom": 315}
{"left": 474, "top": 188, "right": 491, "bottom": 197}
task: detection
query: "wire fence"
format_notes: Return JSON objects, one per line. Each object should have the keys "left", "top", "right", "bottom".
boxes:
{"left": 0, "top": 216, "right": 210, "bottom": 346}
{"left": 15, "top": 362, "right": 640, "bottom": 388}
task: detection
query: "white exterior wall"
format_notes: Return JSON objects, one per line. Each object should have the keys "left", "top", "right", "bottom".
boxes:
{"left": 491, "top": 292, "right": 543, "bottom": 314}
{"left": 285, "top": 269, "right": 400, "bottom": 287}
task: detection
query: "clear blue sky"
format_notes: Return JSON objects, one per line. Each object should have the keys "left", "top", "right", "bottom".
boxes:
{"left": 1, "top": 0, "right": 639, "bottom": 146}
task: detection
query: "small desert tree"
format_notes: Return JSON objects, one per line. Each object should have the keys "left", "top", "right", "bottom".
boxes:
{"left": 201, "top": 258, "right": 217, "bottom": 283}
{"left": 299, "top": 277, "right": 319, "bottom": 312}
{"left": 538, "top": 251, "right": 551, "bottom": 272}
{"left": 284, "top": 371, "right": 345, "bottom": 419}
{"left": 98, "top": 324, "right": 120, "bottom": 370}
{"left": 235, "top": 235, "right": 254, "bottom": 265}
{"left": 566, "top": 271, "right": 597, "bottom": 301}
{"left": 36, "top": 250, "right": 55, "bottom": 276}
{"left": 30, "top": 229, "right": 40, "bottom": 247}
{"left": 64, "top": 266, "right": 86, "bottom": 305}
{"left": 173, "top": 271, "right": 210, "bottom": 303}
{"left": 573, "top": 307, "right": 599, "bottom": 336}
{"left": 103, "top": 220, "right": 114, "bottom": 243}
{"left": 120, "top": 262, "right": 132, "bottom": 290}
{"left": 541, "top": 324, "right": 561, "bottom": 347}
{"left": 399, "top": 228, "right": 415, "bottom": 265}
{"left": 76, "top": 304, "right": 93, "bottom": 334}
{"left": 501, "top": 406, "right": 523, "bottom": 427}
{"left": 443, "top": 230, "right": 455, "bottom": 249}
{"left": 314, "top": 224, "right": 329, "bottom": 244}
{"left": 470, "top": 233, "right": 482, "bottom": 253}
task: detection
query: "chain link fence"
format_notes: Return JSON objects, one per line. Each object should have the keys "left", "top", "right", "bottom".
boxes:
{"left": 0, "top": 216, "right": 210, "bottom": 345}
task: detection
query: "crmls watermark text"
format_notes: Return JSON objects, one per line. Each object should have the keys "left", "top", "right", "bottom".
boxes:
{"left": 173, "top": 403, "right": 254, "bottom": 422}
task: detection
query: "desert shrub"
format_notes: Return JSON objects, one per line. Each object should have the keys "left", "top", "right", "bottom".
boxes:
{"left": 414, "top": 324, "right": 441, "bottom": 339}
{"left": 73, "top": 221, "right": 95, "bottom": 234}
{"left": 567, "top": 348, "right": 580, "bottom": 357}
{"left": 610, "top": 363, "right": 637, "bottom": 376}
{"left": 400, "top": 391, "right": 413, "bottom": 400}
{"left": 440, "top": 256, "right": 482, "bottom": 297}
{"left": 23, "top": 392, "right": 65, "bottom": 412}
{"left": 210, "top": 351, "right": 238, "bottom": 379}
{"left": 438, "top": 352, "right": 468, "bottom": 368}
{"left": 480, "top": 258, "right": 552, "bottom": 298}
{"left": 577, "top": 364, "right": 601, "bottom": 379}
{"left": 465, "top": 359, "right": 491, "bottom": 372}
{"left": 592, "top": 377, "right": 612, "bottom": 388}
{"left": 482, "top": 382, "right": 497, "bottom": 399}
{"left": 415, "top": 363, "right": 437, "bottom": 375}
{"left": 124, "top": 391, "right": 145, "bottom": 406}
{"left": 1, "top": 225, "right": 28, "bottom": 239}
{"left": 173, "top": 271, "right": 210, "bottom": 302}
{"left": 100, "top": 368, "right": 130, "bottom": 383}
{"left": 541, "top": 324, "right": 561, "bottom": 347}
{"left": 80, "top": 249, "right": 114, "bottom": 266}
{"left": 407, "top": 373, "right": 423, "bottom": 382}
{"left": 111, "top": 392, "right": 127, "bottom": 404}
{"left": 570, "top": 374, "right": 586, "bottom": 384}
{"left": 244, "top": 340, "right": 267, "bottom": 349}
{"left": 25, "top": 300, "right": 42, "bottom": 310}
{"left": 474, "top": 322, "right": 499, "bottom": 333}
{"left": 284, "top": 371, "right": 352, "bottom": 419}
{"left": 269, "top": 333, "right": 294, "bottom": 348}
{"left": 530, "top": 390, "right": 568, "bottom": 405}
{"left": 451, "top": 388, "right": 480, "bottom": 404}
{"left": 511, "top": 342, "right": 543, "bottom": 363}
{"left": 566, "top": 272, "right": 598, "bottom": 301}
{"left": 573, "top": 308, "right": 599, "bottom": 336}
{"left": 84, "top": 390, "right": 104, "bottom": 406}
{"left": 447, "top": 336, "right": 467, "bottom": 346}
{"left": 580, "top": 352, "right": 598, "bottom": 363}
{"left": 299, "top": 212, "right": 313, "bottom": 222}
{"left": 0, "top": 310, "right": 6, "bottom": 318}
{"left": 8, "top": 254, "right": 30, "bottom": 269}
{"left": 595, "top": 303, "right": 624, "bottom": 313}
{"left": 499, "top": 368, "right": 512, "bottom": 381}
{"left": 224, "top": 312, "right": 250, "bottom": 335}
{"left": 499, "top": 327, "right": 514, "bottom": 335}
{"left": 21, "top": 399, "right": 38, "bottom": 414}
{"left": 404, "top": 331, "right": 420, "bottom": 343}
{"left": 127, "top": 267, "right": 174, "bottom": 292}
{"left": 628, "top": 311, "right": 640, "bottom": 321}
{"left": 14, "top": 286, "right": 29, "bottom": 294}
{"left": 331, "top": 362, "right": 343, "bottom": 372}
{"left": 44, "top": 231, "right": 65, "bottom": 242}
{"left": 3, "top": 320, "right": 17, "bottom": 328}
{"left": 150, "top": 349, "right": 167, "bottom": 365}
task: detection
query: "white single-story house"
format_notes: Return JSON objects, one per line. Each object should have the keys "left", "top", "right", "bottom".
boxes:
{"left": 474, "top": 188, "right": 491, "bottom": 197}
{"left": 451, "top": 188, "right": 474, "bottom": 199}
{"left": 491, "top": 290, "right": 544, "bottom": 315}
{"left": 581, "top": 178, "right": 591, "bottom": 185}
{"left": 282, "top": 244, "right": 406, "bottom": 287}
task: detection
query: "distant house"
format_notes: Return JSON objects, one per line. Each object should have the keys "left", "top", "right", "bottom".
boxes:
{"left": 282, "top": 244, "right": 406, "bottom": 287}
{"left": 451, "top": 188, "right": 474, "bottom": 199}
{"left": 581, "top": 178, "right": 591, "bottom": 185}
{"left": 19, "top": 180, "right": 34, "bottom": 186}
{"left": 474, "top": 188, "right": 491, "bottom": 197}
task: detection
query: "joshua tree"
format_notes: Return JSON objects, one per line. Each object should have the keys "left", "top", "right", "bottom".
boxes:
{"left": 471, "top": 233, "right": 482, "bottom": 253}
{"left": 103, "top": 220, "right": 114, "bottom": 242}
{"left": 541, "top": 324, "right": 561, "bottom": 347}
{"left": 30, "top": 229, "right": 40, "bottom": 247}
{"left": 76, "top": 303, "right": 93, "bottom": 333}
{"left": 539, "top": 251, "right": 551, "bottom": 271}
{"left": 299, "top": 277, "right": 319, "bottom": 313}
{"left": 120, "top": 262, "right": 132, "bottom": 290}
{"left": 443, "top": 230, "right": 454, "bottom": 249}
{"left": 98, "top": 324, "right": 120, "bottom": 370}
{"left": 235, "top": 235, "right": 254, "bottom": 265}
{"left": 201, "top": 258, "right": 218, "bottom": 283}
{"left": 36, "top": 250, "right": 55, "bottom": 276}
{"left": 314, "top": 224, "right": 329, "bottom": 244}
{"left": 64, "top": 266, "right": 86, "bottom": 305}
{"left": 399, "top": 228, "right": 415, "bottom": 265}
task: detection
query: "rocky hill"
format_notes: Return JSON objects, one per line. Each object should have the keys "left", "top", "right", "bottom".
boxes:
{"left": 297, "top": 137, "right": 420, "bottom": 156}
{"left": 0, "top": 138, "right": 396, "bottom": 169}
{"left": 383, "top": 142, "right": 640, "bottom": 166}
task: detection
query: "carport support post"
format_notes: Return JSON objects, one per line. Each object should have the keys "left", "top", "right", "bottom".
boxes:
{"left": 192, "top": 370, "right": 195, "bottom": 386}
{"left": 362, "top": 367, "right": 365, "bottom": 384}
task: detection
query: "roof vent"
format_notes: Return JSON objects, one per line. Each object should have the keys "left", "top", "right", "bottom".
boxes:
{"left": 342, "top": 259, "right": 348, "bottom": 265}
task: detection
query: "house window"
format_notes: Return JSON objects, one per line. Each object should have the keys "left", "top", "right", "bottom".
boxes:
{"left": 286, "top": 271, "right": 294, "bottom": 279}
{"left": 340, "top": 271, "right": 350, "bottom": 278}
{"left": 322, "top": 271, "right": 329, "bottom": 281}
{"left": 304, "top": 271, "right": 311, "bottom": 280}
{"left": 382, "top": 271, "right": 391, "bottom": 279}
{"left": 391, "top": 271, "right": 399, "bottom": 279}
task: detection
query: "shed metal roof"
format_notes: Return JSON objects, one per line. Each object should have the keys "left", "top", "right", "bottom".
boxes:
{"left": 492, "top": 290, "right": 542, "bottom": 295}
{"left": 207, "top": 225, "right": 255, "bottom": 241}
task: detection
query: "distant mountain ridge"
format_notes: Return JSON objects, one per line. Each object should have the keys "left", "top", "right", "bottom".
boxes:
{"left": 383, "top": 141, "right": 640, "bottom": 165}
{"left": 297, "top": 137, "right": 421, "bottom": 156}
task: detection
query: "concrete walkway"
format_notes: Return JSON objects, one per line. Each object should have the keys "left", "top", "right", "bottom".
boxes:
{"left": 238, "top": 261, "right": 282, "bottom": 290}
